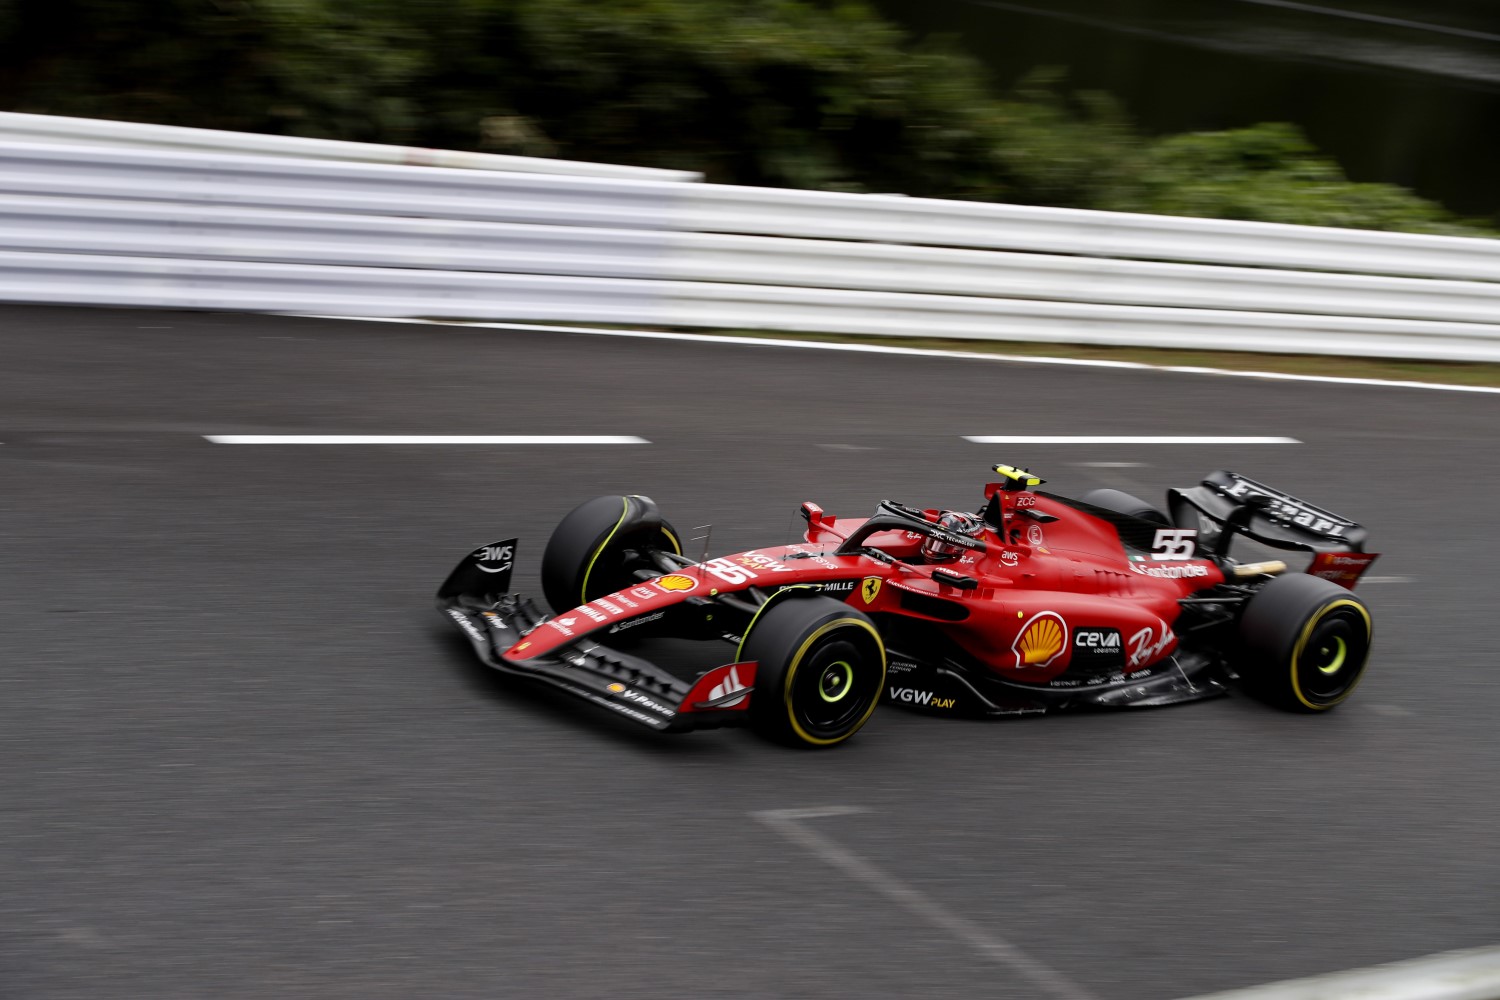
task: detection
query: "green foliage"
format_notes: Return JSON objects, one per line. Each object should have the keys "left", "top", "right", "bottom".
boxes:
{"left": 0, "top": 0, "right": 420, "bottom": 139}
{"left": 1099, "top": 123, "right": 1493, "bottom": 237}
{"left": 0, "top": 0, "right": 1491, "bottom": 236}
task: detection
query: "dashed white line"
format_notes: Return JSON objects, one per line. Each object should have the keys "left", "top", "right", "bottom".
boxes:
{"left": 964, "top": 435, "right": 1299, "bottom": 445}
{"left": 753, "top": 807, "right": 1099, "bottom": 1000}
{"left": 203, "top": 435, "right": 649, "bottom": 445}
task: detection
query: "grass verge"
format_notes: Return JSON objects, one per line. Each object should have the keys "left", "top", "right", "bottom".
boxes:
{"left": 436, "top": 320, "right": 1500, "bottom": 389}
{"left": 694, "top": 329, "right": 1500, "bottom": 388}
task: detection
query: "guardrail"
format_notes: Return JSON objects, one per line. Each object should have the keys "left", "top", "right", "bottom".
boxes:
{"left": 7, "top": 252, "right": 1497, "bottom": 362}
{"left": 0, "top": 142, "right": 689, "bottom": 229}
{"left": 0, "top": 111, "right": 700, "bottom": 182}
{"left": 2, "top": 120, "right": 1499, "bottom": 362}
{"left": 681, "top": 184, "right": 1500, "bottom": 282}
{"left": 6, "top": 194, "right": 1500, "bottom": 325}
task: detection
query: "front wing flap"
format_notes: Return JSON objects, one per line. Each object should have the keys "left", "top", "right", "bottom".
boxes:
{"left": 440, "top": 593, "right": 755, "bottom": 734}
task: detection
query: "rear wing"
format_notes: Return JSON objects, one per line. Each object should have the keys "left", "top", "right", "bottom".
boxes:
{"left": 1168, "top": 471, "right": 1368, "bottom": 554}
{"left": 1168, "top": 472, "right": 1379, "bottom": 589}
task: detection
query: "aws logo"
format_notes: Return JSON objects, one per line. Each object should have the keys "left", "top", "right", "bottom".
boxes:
{"left": 1012, "top": 611, "right": 1068, "bottom": 669}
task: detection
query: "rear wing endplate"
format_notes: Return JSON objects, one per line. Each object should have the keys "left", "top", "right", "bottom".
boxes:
{"left": 1168, "top": 471, "right": 1369, "bottom": 554}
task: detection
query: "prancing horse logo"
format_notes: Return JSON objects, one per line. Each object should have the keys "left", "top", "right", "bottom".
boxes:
{"left": 861, "top": 578, "right": 882, "bottom": 604}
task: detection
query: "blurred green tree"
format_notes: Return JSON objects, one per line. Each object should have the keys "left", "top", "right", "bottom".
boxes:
{"left": 0, "top": 0, "right": 420, "bottom": 139}
{"left": 0, "top": 0, "right": 1489, "bottom": 235}
{"left": 1100, "top": 123, "right": 1492, "bottom": 237}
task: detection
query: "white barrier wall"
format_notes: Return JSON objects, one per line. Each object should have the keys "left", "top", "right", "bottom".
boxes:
{"left": 0, "top": 111, "right": 700, "bottom": 182}
{"left": 680, "top": 184, "right": 1500, "bottom": 282}
{"left": 6, "top": 195, "right": 1500, "bottom": 324}
{"left": 2, "top": 119, "right": 1499, "bottom": 361}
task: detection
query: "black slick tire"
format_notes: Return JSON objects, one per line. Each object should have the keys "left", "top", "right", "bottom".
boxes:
{"left": 540, "top": 495, "right": 682, "bottom": 614}
{"left": 1238, "top": 573, "right": 1372, "bottom": 712}
{"left": 741, "top": 595, "right": 886, "bottom": 748}
{"left": 1080, "top": 488, "right": 1170, "bottom": 525}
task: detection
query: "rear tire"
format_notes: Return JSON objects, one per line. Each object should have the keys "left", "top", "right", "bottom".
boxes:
{"left": 742, "top": 595, "right": 886, "bottom": 748}
{"left": 1080, "top": 488, "right": 1170, "bottom": 525}
{"left": 1238, "top": 573, "right": 1372, "bottom": 711}
{"left": 541, "top": 495, "right": 682, "bottom": 613}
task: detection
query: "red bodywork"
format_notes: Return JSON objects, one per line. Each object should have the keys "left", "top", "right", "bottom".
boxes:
{"left": 503, "top": 481, "right": 1224, "bottom": 688}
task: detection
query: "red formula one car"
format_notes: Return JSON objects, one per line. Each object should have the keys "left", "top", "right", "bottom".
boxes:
{"left": 437, "top": 465, "right": 1378, "bottom": 748}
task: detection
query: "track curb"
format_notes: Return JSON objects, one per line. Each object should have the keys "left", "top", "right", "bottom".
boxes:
{"left": 1177, "top": 946, "right": 1500, "bottom": 1000}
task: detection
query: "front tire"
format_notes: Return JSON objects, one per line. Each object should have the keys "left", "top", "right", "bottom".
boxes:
{"left": 541, "top": 495, "right": 682, "bottom": 613}
{"left": 741, "top": 595, "right": 886, "bottom": 748}
{"left": 1238, "top": 573, "right": 1372, "bottom": 711}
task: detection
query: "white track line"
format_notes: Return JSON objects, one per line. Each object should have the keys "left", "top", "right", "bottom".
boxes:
{"left": 757, "top": 808, "right": 1496, "bottom": 1000}
{"left": 752, "top": 807, "right": 1099, "bottom": 1000}
{"left": 1174, "top": 944, "right": 1500, "bottom": 1000}
{"left": 964, "top": 435, "right": 1299, "bottom": 445}
{"left": 306, "top": 316, "right": 1500, "bottom": 396}
{"left": 204, "top": 435, "right": 649, "bottom": 445}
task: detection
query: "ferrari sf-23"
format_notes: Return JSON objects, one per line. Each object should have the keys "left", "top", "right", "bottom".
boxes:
{"left": 437, "top": 465, "right": 1378, "bottom": 748}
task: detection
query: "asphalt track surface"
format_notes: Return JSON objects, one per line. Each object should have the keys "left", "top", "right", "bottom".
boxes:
{"left": 2, "top": 304, "right": 1497, "bottom": 1000}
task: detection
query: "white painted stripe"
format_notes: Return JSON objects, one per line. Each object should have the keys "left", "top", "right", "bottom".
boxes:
{"left": 754, "top": 807, "right": 1098, "bottom": 1000}
{"left": 306, "top": 316, "right": 1500, "bottom": 395}
{"left": 1174, "top": 944, "right": 1500, "bottom": 1000}
{"left": 204, "top": 434, "right": 649, "bottom": 445}
{"left": 964, "top": 435, "right": 1299, "bottom": 445}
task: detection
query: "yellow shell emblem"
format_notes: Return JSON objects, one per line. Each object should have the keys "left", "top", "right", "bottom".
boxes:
{"left": 607, "top": 682, "right": 626, "bottom": 693}
{"left": 654, "top": 574, "right": 698, "bottom": 593}
{"left": 1011, "top": 611, "right": 1068, "bottom": 668}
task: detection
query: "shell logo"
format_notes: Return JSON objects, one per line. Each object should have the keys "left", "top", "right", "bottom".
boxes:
{"left": 607, "top": 682, "right": 626, "bottom": 693}
{"left": 1011, "top": 611, "right": 1068, "bottom": 669}
{"left": 653, "top": 574, "right": 698, "bottom": 594}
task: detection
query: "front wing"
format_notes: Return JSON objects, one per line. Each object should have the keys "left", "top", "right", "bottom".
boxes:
{"left": 439, "top": 590, "right": 757, "bottom": 735}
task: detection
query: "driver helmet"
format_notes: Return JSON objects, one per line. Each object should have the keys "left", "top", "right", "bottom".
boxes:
{"left": 922, "top": 510, "right": 983, "bottom": 563}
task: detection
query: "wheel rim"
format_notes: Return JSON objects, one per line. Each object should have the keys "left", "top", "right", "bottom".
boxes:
{"left": 1315, "top": 636, "right": 1348, "bottom": 675}
{"left": 819, "top": 661, "right": 855, "bottom": 703}
{"left": 790, "top": 633, "right": 883, "bottom": 741}
{"left": 1295, "top": 607, "right": 1369, "bottom": 705}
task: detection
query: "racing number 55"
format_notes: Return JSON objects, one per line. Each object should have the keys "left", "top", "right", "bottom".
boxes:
{"left": 1150, "top": 528, "right": 1197, "bottom": 560}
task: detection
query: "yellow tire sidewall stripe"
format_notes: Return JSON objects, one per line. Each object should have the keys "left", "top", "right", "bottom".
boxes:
{"left": 579, "top": 496, "right": 631, "bottom": 606}
{"left": 734, "top": 586, "right": 816, "bottom": 664}
{"left": 1289, "top": 598, "right": 1372, "bottom": 710}
{"left": 784, "top": 617, "right": 887, "bottom": 746}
